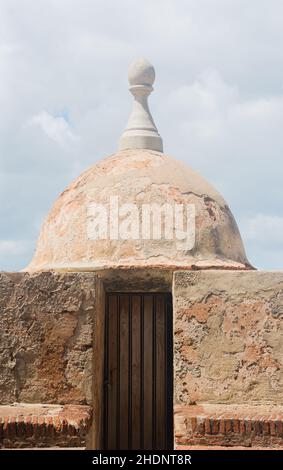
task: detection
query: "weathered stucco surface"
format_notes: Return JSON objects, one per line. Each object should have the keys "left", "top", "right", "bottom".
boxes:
{"left": 0, "top": 272, "right": 96, "bottom": 405}
{"left": 174, "top": 270, "right": 283, "bottom": 405}
{"left": 27, "top": 150, "right": 251, "bottom": 272}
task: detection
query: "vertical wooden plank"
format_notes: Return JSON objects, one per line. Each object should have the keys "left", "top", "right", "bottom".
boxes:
{"left": 119, "top": 295, "right": 129, "bottom": 449}
{"left": 143, "top": 295, "right": 153, "bottom": 449}
{"left": 107, "top": 294, "right": 118, "bottom": 450}
{"left": 131, "top": 295, "right": 141, "bottom": 449}
{"left": 155, "top": 294, "right": 166, "bottom": 449}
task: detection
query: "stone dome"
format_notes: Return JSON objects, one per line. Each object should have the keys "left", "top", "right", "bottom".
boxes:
{"left": 26, "top": 59, "right": 252, "bottom": 272}
{"left": 26, "top": 149, "right": 251, "bottom": 272}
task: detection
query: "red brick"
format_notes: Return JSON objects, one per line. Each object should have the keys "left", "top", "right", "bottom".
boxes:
{"left": 25, "top": 416, "right": 33, "bottom": 437}
{"left": 205, "top": 418, "right": 211, "bottom": 434}
{"left": 263, "top": 421, "right": 270, "bottom": 435}
{"left": 210, "top": 419, "right": 220, "bottom": 434}
{"left": 196, "top": 417, "right": 205, "bottom": 434}
{"left": 240, "top": 420, "right": 245, "bottom": 435}
{"left": 46, "top": 417, "right": 54, "bottom": 437}
{"left": 245, "top": 420, "right": 252, "bottom": 435}
{"left": 225, "top": 419, "right": 232, "bottom": 434}
{"left": 3, "top": 417, "right": 9, "bottom": 437}
{"left": 254, "top": 420, "right": 263, "bottom": 435}
{"left": 16, "top": 416, "right": 25, "bottom": 437}
{"left": 219, "top": 419, "right": 225, "bottom": 434}
{"left": 232, "top": 419, "right": 240, "bottom": 434}
{"left": 270, "top": 421, "right": 276, "bottom": 436}
{"left": 277, "top": 421, "right": 283, "bottom": 437}
{"left": 191, "top": 416, "right": 197, "bottom": 432}
{"left": 62, "top": 419, "right": 69, "bottom": 435}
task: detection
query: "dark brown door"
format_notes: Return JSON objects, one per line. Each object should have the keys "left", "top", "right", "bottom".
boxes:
{"left": 103, "top": 293, "right": 173, "bottom": 450}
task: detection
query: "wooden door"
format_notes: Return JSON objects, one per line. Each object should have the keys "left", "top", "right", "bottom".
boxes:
{"left": 103, "top": 293, "right": 173, "bottom": 450}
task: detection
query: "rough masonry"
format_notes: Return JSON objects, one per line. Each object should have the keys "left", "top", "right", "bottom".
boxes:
{"left": 174, "top": 270, "right": 283, "bottom": 447}
{"left": 0, "top": 272, "right": 96, "bottom": 405}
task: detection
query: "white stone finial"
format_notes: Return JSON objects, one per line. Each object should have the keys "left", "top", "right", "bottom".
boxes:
{"left": 119, "top": 58, "right": 163, "bottom": 152}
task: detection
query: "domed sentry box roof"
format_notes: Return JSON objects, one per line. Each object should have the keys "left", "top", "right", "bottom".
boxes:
{"left": 26, "top": 59, "right": 252, "bottom": 272}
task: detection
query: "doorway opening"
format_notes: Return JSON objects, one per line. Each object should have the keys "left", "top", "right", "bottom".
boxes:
{"left": 103, "top": 292, "right": 173, "bottom": 450}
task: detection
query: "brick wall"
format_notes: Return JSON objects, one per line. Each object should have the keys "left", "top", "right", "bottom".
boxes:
{"left": 174, "top": 404, "right": 283, "bottom": 448}
{"left": 0, "top": 404, "right": 91, "bottom": 448}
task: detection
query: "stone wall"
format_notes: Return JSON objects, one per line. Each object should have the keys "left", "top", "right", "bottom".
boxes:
{"left": 173, "top": 270, "right": 283, "bottom": 406}
{"left": 0, "top": 272, "right": 96, "bottom": 405}
{"left": 1, "top": 268, "right": 283, "bottom": 448}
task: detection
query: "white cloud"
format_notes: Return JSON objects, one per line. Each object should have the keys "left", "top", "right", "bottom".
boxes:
{"left": 0, "top": 240, "right": 30, "bottom": 256}
{"left": 163, "top": 69, "right": 283, "bottom": 148}
{"left": 241, "top": 214, "right": 283, "bottom": 247}
{"left": 26, "top": 111, "right": 80, "bottom": 148}
{"left": 239, "top": 214, "right": 283, "bottom": 269}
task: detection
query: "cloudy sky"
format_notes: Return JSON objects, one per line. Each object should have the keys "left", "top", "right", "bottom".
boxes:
{"left": 0, "top": 0, "right": 283, "bottom": 271}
